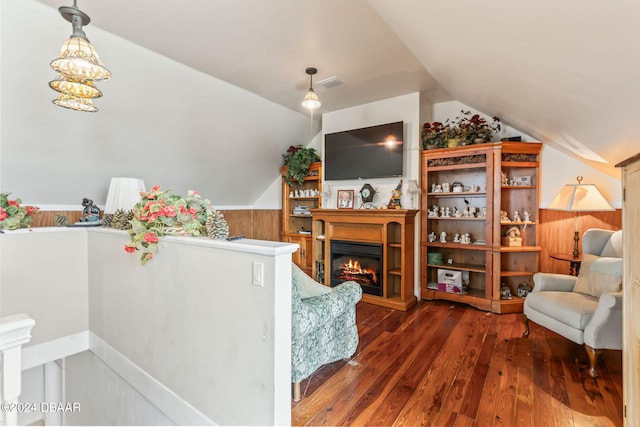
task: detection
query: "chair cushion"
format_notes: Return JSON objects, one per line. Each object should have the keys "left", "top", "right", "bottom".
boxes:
{"left": 599, "top": 230, "right": 623, "bottom": 257}
{"left": 526, "top": 291, "right": 599, "bottom": 329}
{"left": 292, "top": 263, "right": 331, "bottom": 300}
{"left": 573, "top": 254, "right": 622, "bottom": 297}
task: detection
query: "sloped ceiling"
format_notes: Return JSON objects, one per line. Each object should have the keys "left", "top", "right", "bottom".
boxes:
{"left": 5, "top": 0, "right": 639, "bottom": 207}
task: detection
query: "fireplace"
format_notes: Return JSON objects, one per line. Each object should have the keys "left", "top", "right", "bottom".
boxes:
{"left": 330, "top": 240, "right": 383, "bottom": 296}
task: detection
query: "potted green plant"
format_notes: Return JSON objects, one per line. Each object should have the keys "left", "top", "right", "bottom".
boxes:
{"left": 456, "top": 110, "right": 501, "bottom": 145}
{"left": 282, "top": 145, "right": 321, "bottom": 185}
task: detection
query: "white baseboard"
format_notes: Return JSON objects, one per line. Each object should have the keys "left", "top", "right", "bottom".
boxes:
{"left": 89, "top": 332, "right": 214, "bottom": 426}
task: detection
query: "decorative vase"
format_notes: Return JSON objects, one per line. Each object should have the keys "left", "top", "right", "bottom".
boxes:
{"left": 447, "top": 138, "right": 462, "bottom": 148}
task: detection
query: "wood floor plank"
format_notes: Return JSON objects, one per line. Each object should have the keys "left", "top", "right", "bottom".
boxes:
{"left": 394, "top": 308, "right": 483, "bottom": 426}
{"left": 338, "top": 302, "right": 452, "bottom": 426}
{"left": 304, "top": 325, "right": 418, "bottom": 426}
{"left": 433, "top": 310, "right": 494, "bottom": 426}
{"left": 291, "top": 301, "right": 623, "bottom": 427}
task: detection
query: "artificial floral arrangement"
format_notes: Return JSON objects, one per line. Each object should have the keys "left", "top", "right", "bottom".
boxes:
{"left": 0, "top": 192, "right": 40, "bottom": 231}
{"left": 124, "top": 186, "right": 228, "bottom": 265}
{"left": 282, "top": 145, "right": 321, "bottom": 185}
{"left": 421, "top": 110, "right": 501, "bottom": 149}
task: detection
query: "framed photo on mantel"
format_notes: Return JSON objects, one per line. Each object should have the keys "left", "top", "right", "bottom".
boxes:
{"left": 337, "top": 190, "right": 354, "bottom": 209}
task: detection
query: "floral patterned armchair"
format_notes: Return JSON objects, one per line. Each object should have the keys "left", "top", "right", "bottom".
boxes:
{"left": 291, "top": 264, "right": 362, "bottom": 401}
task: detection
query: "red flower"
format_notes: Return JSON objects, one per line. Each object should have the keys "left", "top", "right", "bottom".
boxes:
{"left": 7, "top": 200, "right": 19, "bottom": 207}
{"left": 143, "top": 232, "right": 159, "bottom": 243}
{"left": 25, "top": 206, "right": 39, "bottom": 216}
{"left": 145, "top": 253, "right": 153, "bottom": 260}
{"left": 151, "top": 185, "right": 161, "bottom": 192}
{"left": 124, "top": 245, "right": 136, "bottom": 253}
{"left": 0, "top": 208, "right": 7, "bottom": 221}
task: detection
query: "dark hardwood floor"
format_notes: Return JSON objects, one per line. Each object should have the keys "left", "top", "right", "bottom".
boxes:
{"left": 291, "top": 300, "right": 623, "bottom": 426}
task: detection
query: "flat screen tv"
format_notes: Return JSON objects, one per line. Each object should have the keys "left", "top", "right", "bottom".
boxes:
{"left": 324, "top": 121, "right": 404, "bottom": 181}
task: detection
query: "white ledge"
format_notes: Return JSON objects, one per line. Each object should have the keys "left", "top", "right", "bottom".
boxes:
{"left": 89, "top": 227, "right": 298, "bottom": 257}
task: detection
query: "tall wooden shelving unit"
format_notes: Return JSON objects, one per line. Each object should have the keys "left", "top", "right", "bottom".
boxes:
{"left": 420, "top": 142, "right": 542, "bottom": 313}
{"left": 281, "top": 162, "right": 322, "bottom": 275}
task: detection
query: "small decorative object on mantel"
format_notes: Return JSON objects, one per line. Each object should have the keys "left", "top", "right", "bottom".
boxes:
{"left": 359, "top": 183, "right": 376, "bottom": 205}
{"left": 282, "top": 145, "right": 321, "bottom": 185}
{"left": 125, "top": 186, "right": 212, "bottom": 265}
{"left": 0, "top": 192, "right": 40, "bottom": 232}
{"left": 206, "top": 210, "right": 230, "bottom": 240}
{"left": 387, "top": 179, "right": 403, "bottom": 209}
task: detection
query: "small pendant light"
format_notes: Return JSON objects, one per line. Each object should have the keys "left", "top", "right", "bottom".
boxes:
{"left": 301, "top": 67, "right": 321, "bottom": 110}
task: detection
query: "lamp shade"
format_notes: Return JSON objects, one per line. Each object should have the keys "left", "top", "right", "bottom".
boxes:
{"left": 52, "top": 92, "right": 98, "bottom": 112}
{"left": 50, "top": 37, "right": 112, "bottom": 81}
{"left": 547, "top": 182, "right": 614, "bottom": 211}
{"left": 104, "top": 177, "right": 146, "bottom": 214}
{"left": 302, "top": 88, "right": 321, "bottom": 110}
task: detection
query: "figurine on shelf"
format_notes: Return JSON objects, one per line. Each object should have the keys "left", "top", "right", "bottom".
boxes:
{"left": 500, "top": 285, "right": 513, "bottom": 300}
{"left": 480, "top": 207, "right": 487, "bottom": 218}
{"left": 387, "top": 179, "right": 402, "bottom": 209}
{"left": 428, "top": 231, "right": 437, "bottom": 242}
{"left": 523, "top": 210, "right": 531, "bottom": 222}
{"left": 500, "top": 210, "right": 510, "bottom": 222}
{"left": 453, "top": 233, "right": 461, "bottom": 243}
{"left": 501, "top": 170, "right": 509, "bottom": 186}
{"left": 460, "top": 233, "right": 472, "bottom": 244}
{"left": 512, "top": 210, "right": 521, "bottom": 222}
{"left": 444, "top": 207, "right": 451, "bottom": 217}
{"left": 428, "top": 205, "right": 439, "bottom": 217}
{"left": 505, "top": 226, "right": 522, "bottom": 238}
{"left": 78, "top": 198, "right": 101, "bottom": 224}
{"left": 434, "top": 184, "right": 442, "bottom": 193}
{"left": 442, "top": 182, "right": 450, "bottom": 192}
{"left": 431, "top": 183, "right": 437, "bottom": 193}
{"left": 454, "top": 207, "right": 462, "bottom": 218}
{"left": 439, "top": 231, "right": 447, "bottom": 243}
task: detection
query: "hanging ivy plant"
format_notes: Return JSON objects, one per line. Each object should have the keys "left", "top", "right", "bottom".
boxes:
{"left": 282, "top": 145, "right": 321, "bottom": 185}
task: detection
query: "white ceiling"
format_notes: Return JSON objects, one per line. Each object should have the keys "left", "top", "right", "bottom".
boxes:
{"left": 24, "top": 0, "right": 640, "bottom": 188}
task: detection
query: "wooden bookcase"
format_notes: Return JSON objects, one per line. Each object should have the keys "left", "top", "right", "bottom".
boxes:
{"left": 420, "top": 142, "right": 541, "bottom": 313}
{"left": 281, "top": 162, "right": 322, "bottom": 275}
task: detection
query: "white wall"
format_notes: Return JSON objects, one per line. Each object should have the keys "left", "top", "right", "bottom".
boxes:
{"left": 0, "top": 228, "right": 88, "bottom": 345}
{"left": 0, "top": 0, "right": 312, "bottom": 208}
{"left": 65, "top": 351, "right": 174, "bottom": 426}
{"left": 1, "top": 227, "right": 295, "bottom": 426}
{"left": 322, "top": 92, "right": 421, "bottom": 209}
{"left": 87, "top": 229, "right": 293, "bottom": 426}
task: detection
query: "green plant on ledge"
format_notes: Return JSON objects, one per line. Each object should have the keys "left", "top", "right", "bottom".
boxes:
{"left": 282, "top": 145, "right": 321, "bottom": 185}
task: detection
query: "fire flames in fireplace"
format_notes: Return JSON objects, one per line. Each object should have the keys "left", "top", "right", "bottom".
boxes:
{"left": 336, "top": 258, "right": 378, "bottom": 287}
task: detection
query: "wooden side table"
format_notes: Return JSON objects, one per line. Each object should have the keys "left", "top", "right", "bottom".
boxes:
{"left": 550, "top": 253, "right": 583, "bottom": 276}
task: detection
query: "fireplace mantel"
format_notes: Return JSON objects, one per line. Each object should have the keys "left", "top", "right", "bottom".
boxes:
{"left": 310, "top": 209, "right": 418, "bottom": 311}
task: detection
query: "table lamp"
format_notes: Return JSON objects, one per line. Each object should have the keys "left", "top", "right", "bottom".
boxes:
{"left": 547, "top": 176, "right": 614, "bottom": 257}
{"left": 104, "top": 177, "right": 146, "bottom": 214}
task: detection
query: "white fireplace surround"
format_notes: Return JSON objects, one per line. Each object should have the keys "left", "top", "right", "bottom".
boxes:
{"left": 0, "top": 227, "right": 296, "bottom": 426}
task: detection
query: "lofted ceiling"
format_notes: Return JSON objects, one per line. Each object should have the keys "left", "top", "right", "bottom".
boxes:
{"left": 33, "top": 0, "right": 640, "bottom": 178}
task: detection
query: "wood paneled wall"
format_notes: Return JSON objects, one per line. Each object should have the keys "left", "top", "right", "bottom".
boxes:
{"left": 29, "top": 209, "right": 283, "bottom": 242}
{"left": 538, "top": 208, "right": 621, "bottom": 274}
{"left": 28, "top": 208, "right": 622, "bottom": 275}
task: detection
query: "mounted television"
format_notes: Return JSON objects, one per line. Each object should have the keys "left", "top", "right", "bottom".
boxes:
{"left": 324, "top": 121, "right": 404, "bottom": 181}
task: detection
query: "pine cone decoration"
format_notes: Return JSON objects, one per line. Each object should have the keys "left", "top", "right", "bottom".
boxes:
{"left": 102, "top": 213, "right": 113, "bottom": 228}
{"left": 206, "top": 210, "right": 229, "bottom": 240}
{"left": 55, "top": 214, "right": 69, "bottom": 227}
{"left": 111, "top": 209, "right": 134, "bottom": 230}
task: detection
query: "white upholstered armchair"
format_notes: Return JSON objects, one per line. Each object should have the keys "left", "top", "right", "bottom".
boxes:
{"left": 523, "top": 228, "right": 623, "bottom": 377}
